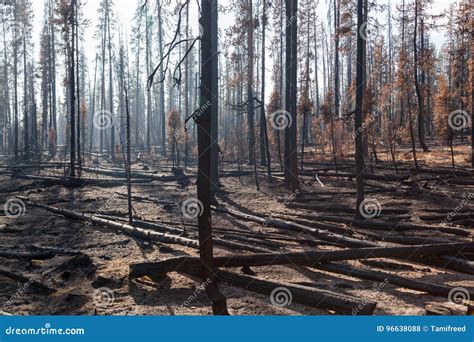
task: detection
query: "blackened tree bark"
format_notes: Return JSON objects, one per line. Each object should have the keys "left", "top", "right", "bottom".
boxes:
{"left": 260, "top": 0, "right": 272, "bottom": 181}
{"left": 246, "top": 0, "right": 255, "bottom": 165}
{"left": 13, "top": 3, "right": 19, "bottom": 162}
{"left": 354, "top": 0, "right": 365, "bottom": 219}
{"left": 334, "top": 0, "right": 340, "bottom": 118}
{"left": 69, "top": 0, "right": 76, "bottom": 177}
{"left": 108, "top": 6, "right": 115, "bottom": 161}
{"left": 124, "top": 74, "right": 133, "bottom": 225}
{"left": 284, "top": 0, "right": 299, "bottom": 190}
{"left": 197, "top": 0, "right": 228, "bottom": 315}
{"left": 157, "top": 0, "right": 166, "bottom": 156}
{"left": 76, "top": 3, "right": 81, "bottom": 167}
{"left": 413, "top": 0, "right": 428, "bottom": 152}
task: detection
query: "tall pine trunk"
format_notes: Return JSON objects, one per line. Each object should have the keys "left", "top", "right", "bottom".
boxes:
{"left": 284, "top": 0, "right": 299, "bottom": 190}
{"left": 197, "top": 0, "right": 228, "bottom": 315}
{"left": 354, "top": 0, "right": 366, "bottom": 219}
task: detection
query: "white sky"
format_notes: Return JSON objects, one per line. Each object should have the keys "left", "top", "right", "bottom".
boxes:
{"left": 28, "top": 0, "right": 456, "bottom": 95}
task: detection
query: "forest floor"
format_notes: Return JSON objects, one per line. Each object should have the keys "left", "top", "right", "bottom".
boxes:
{"left": 0, "top": 142, "right": 473, "bottom": 315}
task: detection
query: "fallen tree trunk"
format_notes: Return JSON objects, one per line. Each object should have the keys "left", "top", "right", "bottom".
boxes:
{"left": 24, "top": 200, "right": 199, "bottom": 248}
{"left": 129, "top": 266, "right": 376, "bottom": 314}
{"left": 285, "top": 211, "right": 470, "bottom": 237}
{"left": 25, "top": 200, "right": 272, "bottom": 253}
{"left": 286, "top": 203, "right": 409, "bottom": 215}
{"left": 130, "top": 242, "right": 474, "bottom": 277}
{"left": 126, "top": 219, "right": 273, "bottom": 253}
{"left": 13, "top": 174, "right": 152, "bottom": 187}
{"left": 0, "top": 268, "right": 54, "bottom": 292}
{"left": 216, "top": 205, "right": 474, "bottom": 274}
{"left": 81, "top": 167, "right": 192, "bottom": 183}
{"left": 213, "top": 205, "right": 379, "bottom": 248}
{"left": 315, "top": 262, "right": 474, "bottom": 300}
{"left": 0, "top": 251, "right": 55, "bottom": 260}
{"left": 305, "top": 171, "right": 410, "bottom": 182}
{"left": 216, "top": 270, "right": 376, "bottom": 315}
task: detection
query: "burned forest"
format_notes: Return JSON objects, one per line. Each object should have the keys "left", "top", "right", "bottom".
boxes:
{"left": 0, "top": 0, "right": 473, "bottom": 316}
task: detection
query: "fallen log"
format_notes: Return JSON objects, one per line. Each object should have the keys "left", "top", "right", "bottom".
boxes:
{"left": 286, "top": 203, "right": 409, "bottom": 215}
{"left": 0, "top": 268, "right": 54, "bottom": 292}
{"left": 129, "top": 242, "right": 474, "bottom": 277}
{"left": 128, "top": 219, "right": 273, "bottom": 253}
{"left": 0, "top": 251, "right": 55, "bottom": 260}
{"left": 284, "top": 212, "right": 471, "bottom": 237}
{"left": 25, "top": 200, "right": 272, "bottom": 253}
{"left": 129, "top": 266, "right": 376, "bottom": 314}
{"left": 13, "top": 174, "right": 152, "bottom": 187}
{"left": 213, "top": 205, "right": 379, "bottom": 248}
{"left": 419, "top": 213, "right": 472, "bottom": 221}
{"left": 81, "top": 167, "right": 192, "bottom": 183}
{"left": 24, "top": 200, "right": 199, "bottom": 248}
{"left": 315, "top": 262, "right": 474, "bottom": 300}
{"left": 305, "top": 171, "right": 410, "bottom": 182}
{"left": 270, "top": 213, "right": 353, "bottom": 235}
{"left": 216, "top": 206, "right": 474, "bottom": 274}
{"left": 216, "top": 270, "right": 376, "bottom": 315}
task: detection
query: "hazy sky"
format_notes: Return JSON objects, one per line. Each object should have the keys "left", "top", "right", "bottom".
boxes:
{"left": 27, "top": 0, "right": 457, "bottom": 95}
{"left": 30, "top": 0, "right": 456, "bottom": 55}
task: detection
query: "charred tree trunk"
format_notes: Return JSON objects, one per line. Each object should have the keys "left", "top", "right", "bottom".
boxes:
{"left": 354, "top": 0, "right": 366, "bottom": 219}
{"left": 197, "top": 0, "right": 228, "bottom": 315}
{"left": 413, "top": 1, "right": 428, "bottom": 152}
{"left": 284, "top": 0, "right": 299, "bottom": 190}
{"left": 246, "top": 0, "right": 255, "bottom": 166}
{"left": 69, "top": 0, "right": 76, "bottom": 177}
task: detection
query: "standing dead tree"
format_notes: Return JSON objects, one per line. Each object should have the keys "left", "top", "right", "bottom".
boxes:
{"left": 354, "top": 0, "right": 366, "bottom": 219}
{"left": 284, "top": 0, "right": 299, "bottom": 190}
